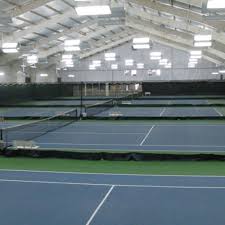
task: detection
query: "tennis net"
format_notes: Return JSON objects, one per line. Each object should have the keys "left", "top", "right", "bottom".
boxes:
{"left": 85, "top": 99, "right": 114, "bottom": 116}
{"left": 1, "top": 108, "right": 78, "bottom": 148}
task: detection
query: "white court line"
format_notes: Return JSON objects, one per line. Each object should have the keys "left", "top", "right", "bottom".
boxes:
{"left": 9, "top": 131, "right": 146, "bottom": 135}
{"left": 0, "top": 179, "right": 224, "bottom": 189}
{"left": 1, "top": 169, "right": 225, "bottom": 178}
{"left": 140, "top": 125, "right": 155, "bottom": 146}
{"left": 85, "top": 185, "right": 114, "bottom": 225}
{"left": 213, "top": 107, "right": 223, "bottom": 117}
{"left": 160, "top": 108, "right": 166, "bottom": 117}
{"left": 38, "top": 143, "right": 140, "bottom": 146}
{"left": 142, "top": 144, "right": 225, "bottom": 148}
{"left": 36, "top": 142, "right": 225, "bottom": 148}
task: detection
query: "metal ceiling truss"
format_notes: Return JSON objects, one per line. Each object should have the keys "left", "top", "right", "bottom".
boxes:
{"left": 0, "top": 0, "right": 225, "bottom": 67}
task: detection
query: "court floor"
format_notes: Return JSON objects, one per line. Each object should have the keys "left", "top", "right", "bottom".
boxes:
{"left": 0, "top": 170, "right": 224, "bottom": 225}
{"left": 21, "top": 121, "right": 225, "bottom": 152}
{"left": 95, "top": 106, "right": 222, "bottom": 118}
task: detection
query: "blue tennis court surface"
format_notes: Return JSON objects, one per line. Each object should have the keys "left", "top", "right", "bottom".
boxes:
{"left": 0, "top": 106, "right": 222, "bottom": 118}
{"left": 94, "top": 106, "right": 222, "bottom": 118}
{"left": 17, "top": 100, "right": 107, "bottom": 106}
{"left": 0, "top": 170, "right": 225, "bottom": 225}
{"left": 0, "top": 107, "right": 75, "bottom": 117}
{"left": 15, "top": 121, "right": 225, "bottom": 152}
{"left": 126, "top": 99, "right": 209, "bottom": 105}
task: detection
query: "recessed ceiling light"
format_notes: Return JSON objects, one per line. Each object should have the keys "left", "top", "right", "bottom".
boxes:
{"left": 75, "top": 5, "right": 111, "bottom": 16}
{"left": 194, "top": 35, "right": 212, "bottom": 41}
{"left": 207, "top": 0, "right": 225, "bottom": 8}
{"left": 133, "top": 37, "right": 150, "bottom": 44}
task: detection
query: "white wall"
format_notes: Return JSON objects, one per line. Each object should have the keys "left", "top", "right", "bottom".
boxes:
{"left": 0, "top": 64, "right": 17, "bottom": 83}
{"left": 60, "top": 42, "right": 220, "bottom": 82}
{"left": 1, "top": 41, "right": 221, "bottom": 83}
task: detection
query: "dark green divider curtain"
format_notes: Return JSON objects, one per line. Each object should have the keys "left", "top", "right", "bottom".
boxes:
{"left": 142, "top": 81, "right": 225, "bottom": 95}
{"left": 0, "top": 83, "right": 76, "bottom": 103}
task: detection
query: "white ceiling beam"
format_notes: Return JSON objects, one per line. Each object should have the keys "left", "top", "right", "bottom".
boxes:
{"left": 127, "top": 6, "right": 225, "bottom": 59}
{"left": 37, "top": 19, "right": 98, "bottom": 48}
{"left": 38, "top": 25, "right": 122, "bottom": 58}
{"left": 44, "top": 27, "right": 136, "bottom": 68}
{"left": 2, "top": 7, "right": 77, "bottom": 44}
{"left": 0, "top": 19, "right": 98, "bottom": 65}
{"left": 144, "top": 33, "right": 221, "bottom": 65}
{"left": 127, "top": 17, "right": 224, "bottom": 65}
{"left": 128, "top": 5, "right": 225, "bottom": 44}
{"left": 79, "top": 33, "right": 138, "bottom": 59}
{"left": 128, "top": 0, "right": 225, "bottom": 30}
{"left": 9, "top": 0, "right": 55, "bottom": 17}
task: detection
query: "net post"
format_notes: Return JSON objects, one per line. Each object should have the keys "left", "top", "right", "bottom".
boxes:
{"left": 80, "top": 82, "right": 83, "bottom": 118}
{"left": 0, "top": 129, "right": 2, "bottom": 141}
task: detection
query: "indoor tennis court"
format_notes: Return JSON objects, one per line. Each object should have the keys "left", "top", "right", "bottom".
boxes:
{"left": 0, "top": 0, "right": 225, "bottom": 224}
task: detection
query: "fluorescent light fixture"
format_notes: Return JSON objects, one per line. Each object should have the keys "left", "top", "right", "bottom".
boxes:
{"left": 111, "top": 64, "right": 118, "bottom": 70}
{"left": 156, "top": 69, "right": 161, "bottom": 76}
{"left": 189, "top": 58, "right": 198, "bottom": 62}
{"left": 62, "top": 54, "right": 73, "bottom": 59}
{"left": 212, "top": 72, "right": 219, "bottom": 75}
{"left": 133, "top": 37, "right": 150, "bottom": 44}
{"left": 159, "top": 59, "right": 168, "bottom": 65}
{"left": 2, "top": 48, "right": 18, "bottom": 53}
{"left": 194, "top": 41, "right": 212, "bottom": 47}
{"left": 131, "top": 70, "right": 137, "bottom": 76}
{"left": 40, "top": 73, "right": 48, "bottom": 77}
{"left": 150, "top": 56, "right": 161, "bottom": 60}
{"left": 63, "top": 60, "right": 73, "bottom": 65}
{"left": 92, "top": 60, "right": 101, "bottom": 66}
{"left": 105, "top": 57, "right": 115, "bottom": 61}
{"left": 133, "top": 44, "right": 150, "bottom": 49}
{"left": 159, "top": 59, "right": 168, "bottom": 63}
{"left": 150, "top": 52, "right": 161, "bottom": 57}
{"left": 190, "top": 55, "right": 202, "bottom": 59}
{"left": 207, "top": 0, "right": 225, "bottom": 9}
{"left": 64, "top": 46, "right": 80, "bottom": 51}
{"left": 89, "top": 65, "right": 96, "bottom": 70}
{"left": 75, "top": 5, "right": 111, "bottom": 16}
{"left": 64, "top": 40, "right": 80, "bottom": 46}
{"left": 219, "top": 70, "right": 225, "bottom": 73}
{"left": 2, "top": 43, "right": 18, "bottom": 48}
{"left": 93, "top": 60, "right": 101, "bottom": 64}
{"left": 194, "top": 34, "right": 212, "bottom": 42}
{"left": 135, "top": 83, "right": 140, "bottom": 90}
{"left": 105, "top": 52, "right": 116, "bottom": 58}
{"left": 65, "top": 61, "right": 73, "bottom": 64}
{"left": 137, "top": 63, "right": 144, "bottom": 69}
{"left": 65, "top": 60, "right": 74, "bottom": 66}
{"left": 188, "top": 63, "right": 196, "bottom": 68}
{"left": 0, "top": 72, "right": 5, "bottom": 76}
{"left": 68, "top": 74, "right": 75, "bottom": 78}
{"left": 189, "top": 60, "right": 198, "bottom": 64}
{"left": 125, "top": 59, "right": 134, "bottom": 66}
{"left": 165, "top": 63, "right": 172, "bottom": 68}
{"left": 159, "top": 62, "right": 167, "bottom": 66}
{"left": 27, "top": 55, "right": 38, "bottom": 64}
{"left": 190, "top": 50, "right": 202, "bottom": 55}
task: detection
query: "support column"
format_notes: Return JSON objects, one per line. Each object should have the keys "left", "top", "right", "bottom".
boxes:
{"left": 84, "top": 83, "right": 87, "bottom": 96}
{"left": 105, "top": 83, "right": 109, "bottom": 96}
